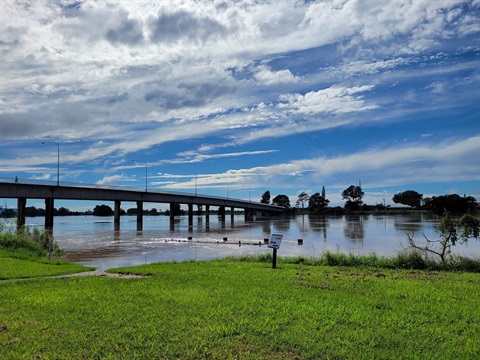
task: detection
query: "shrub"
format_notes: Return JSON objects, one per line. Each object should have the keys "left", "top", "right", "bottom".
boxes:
{"left": 392, "top": 251, "right": 428, "bottom": 270}
{"left": 0, "top": 226, "right": 62, "bottom": 258}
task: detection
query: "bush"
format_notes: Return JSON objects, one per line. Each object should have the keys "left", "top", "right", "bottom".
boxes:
{"left": 0, "top": 226, "right": 62, "bottom": 258}
{"left": 392, "top": 251, "right": 429, "bottom": 270}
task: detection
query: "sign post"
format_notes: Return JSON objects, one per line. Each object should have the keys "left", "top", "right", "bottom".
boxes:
{"left": 268, "top": 234, "right": 283, "bottom": 269}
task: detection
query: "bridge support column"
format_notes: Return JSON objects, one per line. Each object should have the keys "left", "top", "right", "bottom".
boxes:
{"left": 205, "top": 205, "right": 210, "bottom": 227}
{"left": 244, "top": 208, "right": 253, "bottom": 221}
{"left": 219, "top": 206, "right": 225, "bottom": 223}
{"left": 45, "top": 198, "right": 54, "bottom": 229}
{"left": 16, "top": 197, "right": 26, "bottom": 228}
{"left": 136, "top": 201, "right": 143, "bottom": 231}
{"left": 188, "top": 204, "right": 193, "bottom": 229}
{"left": 230, "top": 207, "right": 235, "bottom": 223}
{"left": 114, "top": 200, "right": 121, "bottom": 231}
{"left": 169, "top": 203, "right": 175, "bottom": 227}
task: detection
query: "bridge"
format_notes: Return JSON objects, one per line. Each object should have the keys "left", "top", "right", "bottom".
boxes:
{"left": 0, "top": 179, "right": 285, "bottom": 230}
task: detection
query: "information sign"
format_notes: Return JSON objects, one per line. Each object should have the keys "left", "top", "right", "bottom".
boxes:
{"left": 268, "top": 234, "right": 283, "bottom": 249}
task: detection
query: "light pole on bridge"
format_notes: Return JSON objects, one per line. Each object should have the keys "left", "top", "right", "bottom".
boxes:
{"left": 132, "top": 160, "right": 148, "bottom": 192}
{"left": 42, "top": 141, "right": 60, "bottom": 186}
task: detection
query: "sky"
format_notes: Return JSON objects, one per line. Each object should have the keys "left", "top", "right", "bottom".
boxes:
{"left": 1, "top": 0, "right": 479, "bottom": 211}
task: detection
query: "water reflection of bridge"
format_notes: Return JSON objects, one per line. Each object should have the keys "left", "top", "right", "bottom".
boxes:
{"left": 0, "top": 180, "right": 284, "bottom": 231}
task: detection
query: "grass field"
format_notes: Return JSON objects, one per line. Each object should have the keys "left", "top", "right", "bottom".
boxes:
{"left": 1, "top": 258, "right": 479, "bottom": 359}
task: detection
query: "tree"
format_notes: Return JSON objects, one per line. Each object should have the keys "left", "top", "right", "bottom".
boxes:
{"left": 260, "top": 190, "right": 271, "bottom": 204}
{"left": 404, "top": 212, "right": 480, "bottom": 262}
{"left": 424, "top": 194, "right": 477, "bottom": 215}
{"left": 56, "top": 207, "right": 70, "bottom": 216}
{"left": 296, "top": 192, "right": 310, "bottom": 210}
{"left": 393, "top": 190, "right": 423, "bottom": 208}
{"left": 127, "top": 208, "right": 137, "bottom": 215}
{"left": 0, "top": 208, "right": 15, "bottom": 218}
{"left": 272, "top": 194, "right": 290, "bottom": 208}
{"left": 308, "top": 192, "right": 329, "bottom": 214}
{"left": 342, "top": 185, "right": 364, "bottom": 211}
{"left": 93, "top": 204, "right": 114, "bottom": 216}
{"left": 170, "top": 203, "right": 182, "bottom": 216}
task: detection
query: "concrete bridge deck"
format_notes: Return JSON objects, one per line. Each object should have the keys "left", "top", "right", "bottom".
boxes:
{"left": 0, "top": 179, "right": 285, "bottom": 230}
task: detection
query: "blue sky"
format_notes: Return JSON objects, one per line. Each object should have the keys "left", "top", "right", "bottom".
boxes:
{"left": 1, "top": 0, "right": 479, "bottom": 211}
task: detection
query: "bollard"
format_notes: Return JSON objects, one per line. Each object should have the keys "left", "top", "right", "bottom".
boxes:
{"left": 298, "top": 239, "right": 303, "bottom": 245}
{"left": 223, "top": 237, "right": 228, "bottom": 241}
{"left": 188, "top": 236, "right": 193, "bottom": 240}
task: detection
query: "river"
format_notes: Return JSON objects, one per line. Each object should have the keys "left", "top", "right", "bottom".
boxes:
{"left": 11, "top": 213, "right": 480, "bottom": 271}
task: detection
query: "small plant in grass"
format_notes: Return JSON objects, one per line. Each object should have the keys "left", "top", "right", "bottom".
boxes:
{"left": 403, "top": 212, "right": 480, "bottom": 263}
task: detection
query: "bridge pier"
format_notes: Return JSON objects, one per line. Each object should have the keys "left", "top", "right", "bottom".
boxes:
{"left": 244, "top": 208, "right": 253, "bottom": 221}
{"left": 230, "top": 206, "right": 235, "bottom": 223}
{"left": 114, "top": 200, "right": 121, "bottom": 231}
{"left": 188, "top": 203, "right": 193, "bottom": 228}
{"left": 136, "top": 201, "right": 143, "bottom": 231}
{"left": 205, "top": 205, "right": 210, "bottom": 227}
{"left": 16, "top": 197, "right": 26, "bottom": 228}
{"left": 45, "top": 198, "right": 54, "bottom": 229}
{"left": 169, "top": 203, "right": 175, "bottom": 227}
{"left": 219, "top": 206, "right": 225, "bottom": 223}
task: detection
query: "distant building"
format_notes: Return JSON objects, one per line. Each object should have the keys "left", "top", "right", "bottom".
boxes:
{"left": 386, "top": 204, "right": 414, "bottom": 211}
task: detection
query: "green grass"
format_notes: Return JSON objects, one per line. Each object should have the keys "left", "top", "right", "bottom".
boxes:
{"left": 0, "top": 256, "right": 94, "bottom": 280}
{"left": 1, "top": 259, "right": 479, "bottom": 359}
{"left": 0, "top": 228, "right": 94, "bottom": 279}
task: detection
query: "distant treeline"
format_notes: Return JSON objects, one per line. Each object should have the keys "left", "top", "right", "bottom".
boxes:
{"left": 0, "top": 203, "right": 233, "bottom": 218}
{"left": 263, "top": 187, "right": 478, "bottom": 216}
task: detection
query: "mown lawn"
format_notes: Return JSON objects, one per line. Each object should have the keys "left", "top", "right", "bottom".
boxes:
{"left": 1, "top": 259, "right": 479, "bottom": 359}
{"left": 0, "top": 256, "right": 94, "bottom": 280}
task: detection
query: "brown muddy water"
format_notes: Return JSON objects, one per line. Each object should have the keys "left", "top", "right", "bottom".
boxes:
{"left": 15, "top": 213, "right": 480, "bottom": 271}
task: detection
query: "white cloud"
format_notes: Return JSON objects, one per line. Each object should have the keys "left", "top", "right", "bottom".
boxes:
{"left": 96, "top": 173, "right": 134, "bottom": 185}
{"left": 280, "top": 85, "right": 378, "bottom": 115}
{"left": 254, "top": 65, "right": 299, "bottom": 85}
{"left": 162, "top": 136, "right": 480, "bottom": 193}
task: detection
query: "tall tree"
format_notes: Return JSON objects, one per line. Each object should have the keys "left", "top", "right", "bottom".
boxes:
{"left": 93, "top": 204, "right": 114, "bottom": 216}
{"left": 308, "top": 192, "right": 329, "bottom": 213}
{"left": 321, "top": 186, "right": 326, "bottom": 200}
{"left": 272, "top": 194, "right": 290, "bottom": 208}
{"left": 342, "top": 185, "right": 364, "bottom": 211}
{"left": 392, "top": 190, "right": 423, "bottom": 207}
{"left": 260, "top": 190, "right": 271, "bottom": 204}
{"left": 296, "top": 192, "right": 310, "bottom": 210}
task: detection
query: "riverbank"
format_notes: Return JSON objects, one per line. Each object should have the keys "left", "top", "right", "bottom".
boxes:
{"left": 1, "top": 257, "right": 479, "bottom": 359}
{"left": 2, "top": 229, "right": 480, "bottom": 359}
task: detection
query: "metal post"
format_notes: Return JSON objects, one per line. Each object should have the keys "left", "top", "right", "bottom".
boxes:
{"left": 42, "top": 141, "right": 60, "bottom": 186}
{"left": 131, "top": 160, "right": 148, "bottom": 192}
{"left": 144, "top": 162, "right": 147, "bottom": 192}
{"left": 56, "top": 142, "right": 59, "bottom": 186}
{"left": 272, "top": 248, "right": 277, "bottom": 269}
